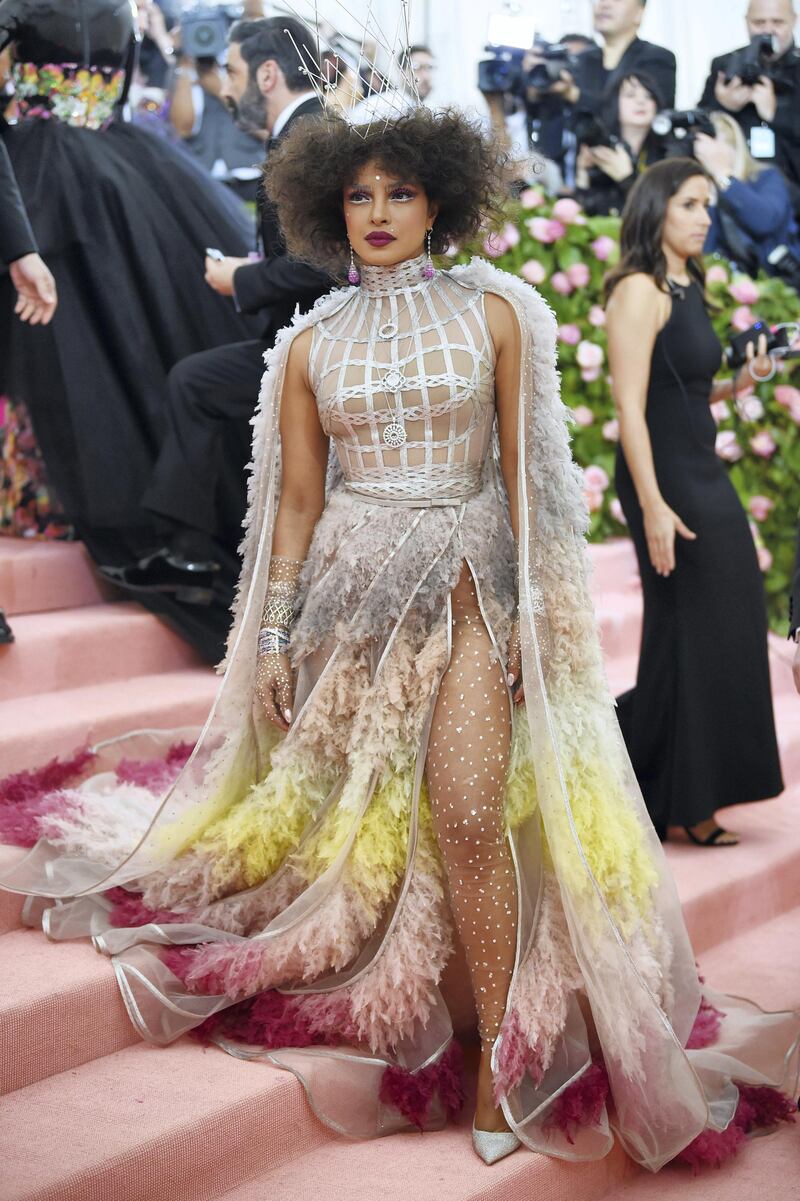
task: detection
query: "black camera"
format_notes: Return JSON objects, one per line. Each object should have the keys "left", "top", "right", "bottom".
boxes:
{"left": 477, "top": 46, "right": 526, "bottom": 95}
{"left": 180, "top": 5, "right": 241, "bottom": 62}
{"left": 724, "top": 320, "right": 790, "bottom": 369}
{"left": 724, "top": 34, "right": 779, "bottom": 87}
{"left": 526, "top": 41, "right": 581, "bottom": 91}
{"left": 652, "top": 108, "right": 715, "bottom": 157}
{"left": 767, "top": 243, "right": 800, "bottom": 291}
{"left": 573, "top": 110, "right": 616, "bottom": 150}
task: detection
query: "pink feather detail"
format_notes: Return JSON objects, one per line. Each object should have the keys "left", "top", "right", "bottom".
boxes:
{"left": 677, "top": 1084, "right": 795, "bottom": 1172}
{"left": 115, "top": 742, "right": 194, "bottom": 790}
{"left": 686, "top": 996, "right": 725, "bottom": 1050}
{"left": 104, "top": 887, "right": 189, "bottom": 928}
{"left": 0, "top": 748, "right": 95, "bottom": 846}
{"left": 493, "top": 1009, "right": 545, "bottom": 1103}
{"left": 543, "top": 1061, "right": 610, "bottom": 1144}
{"left": 379, "top": 1040, "right": 465, "bottom": 1130}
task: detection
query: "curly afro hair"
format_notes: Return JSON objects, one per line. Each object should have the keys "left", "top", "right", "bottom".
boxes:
{"left": 263, "top": 107, "right": 507, "bottom": 276}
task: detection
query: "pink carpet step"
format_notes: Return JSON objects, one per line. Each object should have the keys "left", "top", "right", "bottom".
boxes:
{"left": 0, "top": 845, "right": 25, "bottom": 935}
{"left": 214, "top": 1118, "right": 634, "bottom": 1201}
{"left": 0, "top": 603, "right": 204, "bottom": 702}
{"left": 0, "top": 1041, "right": 332, "bottom": 1201}
{"left": 666, "top": 783, "right": 800, "bottom": 954}
{"left": 587, "top": 539, "right": 639, "bottom": 595}
{"left": 0, "top": 540, "right": 114, "bottom": 617}
{"left": 0, "top": 929, "right": 140, "bottom": 1093}
{"left": 0, "top": 669, "right": 218, "bottom": 775}
{"left": 619, "top": 906, "right": 800, "bottom": 1201}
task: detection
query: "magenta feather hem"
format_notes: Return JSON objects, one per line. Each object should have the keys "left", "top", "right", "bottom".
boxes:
{"left": 677, "top": 1084, "right": 796, "bottom": 1172}
{"left": 115, "top": 743, "right": 194, "bottom": 790}
{"left": 105, "top": 887, "right": 189, "bottom": 928}
{"left": 378, "top": 1041, "right": 465, "bottom": 1130}
{"left": 686, "top": 996, "right": 725, "bottom": 1050}
{"left": 542, "top": 1061, "right": 610, "bottom": 1143}
{"left": 0, "top": 748, "right": 95, "bottom": 846}
{"left": 0, "top": 743, "right": 194, "bottom": 850}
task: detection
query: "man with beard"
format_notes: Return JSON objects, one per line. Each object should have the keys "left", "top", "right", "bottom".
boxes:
{"left": 103, "top": 17, "right": 331, "bottom": 660}
{"left": 699, "top": 0, "right": 800, "bottom": 201}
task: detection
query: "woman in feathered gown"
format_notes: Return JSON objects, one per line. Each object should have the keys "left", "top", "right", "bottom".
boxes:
{"left": 1, "top": 109, "right": 797, "bottom": 1169}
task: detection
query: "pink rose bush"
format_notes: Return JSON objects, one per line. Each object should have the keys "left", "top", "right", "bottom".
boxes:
{"left": 591, "top": 236, "right": 616, "bottom": 262}
{"left": 459, "top": 196, "right": 800, "bottom": 626}
{"left": 749, "top": 431, "right": 777, "bottom": 458}
{"left": 521, "top": 259, "right": 547, "bottom": 285}
{"left": 715, "top": 431, "right": 744, "bottom": 462}
{"left": 729, "top": 278, "right": 760, "bottom": 305}
{"left": 558, "top": 324, "right": 582, "bottom": 345}
{"left": 749, "top": 495, "right": 775, "bottom": 522}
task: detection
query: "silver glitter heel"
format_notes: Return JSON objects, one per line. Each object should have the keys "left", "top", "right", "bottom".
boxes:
{"left": 471, "top": 1123, "right": 521, "bottom": 1165}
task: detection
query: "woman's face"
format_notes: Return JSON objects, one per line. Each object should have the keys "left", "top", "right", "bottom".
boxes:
{"left": 618, "top": 78, "right": 657, "bottom": 130}
{"left": 662, "top": 174, "right": 712, "bottom": 261}
{"left": 342, "top": 158, "right": 438, "bottom": 267}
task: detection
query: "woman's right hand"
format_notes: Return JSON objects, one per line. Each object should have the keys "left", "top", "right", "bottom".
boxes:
{"left": 643, "top": 501, "right": 697, "bottom": 577}
{"left": 255, "top": 652, "right": 294, "bottom": 732}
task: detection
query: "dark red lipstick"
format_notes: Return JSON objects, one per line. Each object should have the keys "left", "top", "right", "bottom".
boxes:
{"left": 365, "top": 232, "right": 396, "bottom": 246}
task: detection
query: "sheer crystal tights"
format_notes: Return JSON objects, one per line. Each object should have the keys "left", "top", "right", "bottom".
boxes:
{"left": 426, "top": 565, "right": 516, "bottom": 1055}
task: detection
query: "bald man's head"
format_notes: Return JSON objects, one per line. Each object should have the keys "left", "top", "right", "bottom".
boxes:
{"left": 747, "top": 0, "right": 797, "bottom": 55}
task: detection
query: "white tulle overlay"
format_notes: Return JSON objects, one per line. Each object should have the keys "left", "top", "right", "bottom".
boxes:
{"left": 2, "top": 257, "right": 797, "bottom": 1168}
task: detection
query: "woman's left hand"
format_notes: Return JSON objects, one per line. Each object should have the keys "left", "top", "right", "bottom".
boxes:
{"left": 592, "top": 143, "right": 635, "bottom": 183}
{"left": 737, "top": 332, "right": 773, "bottom": 389}
{"left": 506, "top": 618, "right": 525, "bottom": 705}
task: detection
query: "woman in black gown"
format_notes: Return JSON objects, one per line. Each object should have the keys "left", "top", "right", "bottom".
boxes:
{"left": 0, "top": 0, "right": 257, "bottom": 587}
{"left": 605, "top": 158, "right": 783, "bottom": 846}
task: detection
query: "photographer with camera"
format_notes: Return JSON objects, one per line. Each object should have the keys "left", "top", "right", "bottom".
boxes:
{"left": 480, "top": 34, "right": 594, "bottom": 190}
{"left": 571, "top": 1, "right": 676, "bottom": 126}
{"left": 169, "top": 10, "right": 264, "bottom": 201}
{"left": 694, "top": 111, "right": 800, "bottom": 278}
{"left": 699, "top": 1, "right": 800, "bottom": 198}
{"left": 575, "top": 71, "right": 664, "bottom": 215}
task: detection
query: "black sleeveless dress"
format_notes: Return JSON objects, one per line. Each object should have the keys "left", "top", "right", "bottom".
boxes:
{"left": 615, "top": 280, "right": 783, "bottom": 832}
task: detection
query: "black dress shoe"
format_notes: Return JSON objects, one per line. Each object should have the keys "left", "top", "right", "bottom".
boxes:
{"left": 98, "top": 547, "right": 219, "bottom": 605}
{"left": 0, "top": 609, "right": 14, "bottom": 644}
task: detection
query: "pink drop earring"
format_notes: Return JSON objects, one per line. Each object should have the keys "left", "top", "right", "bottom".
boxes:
{"left": 348, "top": 243, "right": 361, "bottom": 285}
{"left": 422, "top": 228, "right": 435, "bottom": 280}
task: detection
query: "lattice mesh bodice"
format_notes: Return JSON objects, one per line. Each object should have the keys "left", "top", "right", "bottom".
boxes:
{"left": 308, "top": 256, "right": 495, "bottom": 504}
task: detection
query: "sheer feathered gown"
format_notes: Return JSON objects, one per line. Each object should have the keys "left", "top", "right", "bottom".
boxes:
{"left": 1, "top": 256, "right": 797, "bottom": 1169}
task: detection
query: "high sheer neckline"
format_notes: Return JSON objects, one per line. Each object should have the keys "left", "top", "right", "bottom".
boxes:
{"left": 358, "top": 254, "right": 432, "bottom": 296}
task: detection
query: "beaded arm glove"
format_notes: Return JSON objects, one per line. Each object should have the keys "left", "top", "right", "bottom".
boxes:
{"left": 256, "top": 557, "right": 303, "bottom": 726}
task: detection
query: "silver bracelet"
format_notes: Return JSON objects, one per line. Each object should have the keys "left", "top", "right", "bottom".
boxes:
{"left": 258, "top": 627, "right": 290, "bottom": 656}
{"left": 748, "top": 356, "right": 777, "bottom": 383}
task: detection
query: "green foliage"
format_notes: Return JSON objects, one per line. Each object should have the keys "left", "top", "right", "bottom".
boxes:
{"left": 456, "top": 190, "right": 800, "bottom": 628}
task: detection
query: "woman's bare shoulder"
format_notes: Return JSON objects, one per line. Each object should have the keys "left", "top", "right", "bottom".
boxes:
{"left": 607, "top": 273, "right": 669, "bottom": 326}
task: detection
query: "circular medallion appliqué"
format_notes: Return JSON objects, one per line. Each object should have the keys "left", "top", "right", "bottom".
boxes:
{"left": 383, "top": 423, "right": 407, "bottom": 448}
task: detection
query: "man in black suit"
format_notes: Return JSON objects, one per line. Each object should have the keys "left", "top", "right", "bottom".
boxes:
{"left": 699, "top": 0, "right": 800, "bottom": 199}
{"left": 1, "top": 140, "right": 57, "bottom": 328}
{"left": 564, "top": 0, "right": 676, "bottom": 117}
{"left": 110, "top": 16, "right": 331, "bottom": 601}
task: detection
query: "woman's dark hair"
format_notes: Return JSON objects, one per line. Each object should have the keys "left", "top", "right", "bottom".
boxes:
{"left": 264, "top": 107, "right": 507, "bottom": 275}
{"left": 604, "top": 158, "right": 712, "bottom": 302}
{"left": 603, "top": 69, "right": 664, "bottom": 136}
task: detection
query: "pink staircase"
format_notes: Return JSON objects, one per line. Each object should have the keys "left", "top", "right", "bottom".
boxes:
{"left": 0, "top": 538, "right": 798, "bottom": 1201}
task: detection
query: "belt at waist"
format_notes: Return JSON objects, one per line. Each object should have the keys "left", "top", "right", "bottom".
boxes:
{"left": 343, "top": 482, "right": 483, "bottom": 508}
